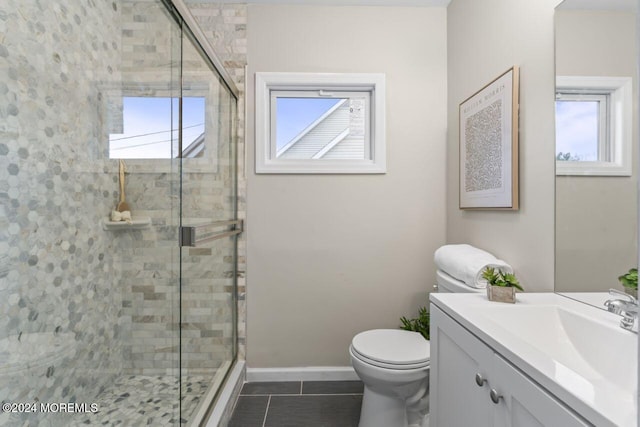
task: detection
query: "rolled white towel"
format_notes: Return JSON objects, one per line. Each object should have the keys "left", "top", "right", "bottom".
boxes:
{"left": 120, "top": 210, "right": 132, "bottom": 224}
{"left": 434, "top": 244, "right": 513, "bottom": 289}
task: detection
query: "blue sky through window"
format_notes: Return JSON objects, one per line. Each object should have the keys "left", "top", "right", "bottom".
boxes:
{"left": 555, "top": 100, "right": 599, "bottom": 161}
{"left": 275, "top": 98, "right": 341, "bottom": 151}
{"left": 109, "top": 96, "right": 205, "bottom": 158}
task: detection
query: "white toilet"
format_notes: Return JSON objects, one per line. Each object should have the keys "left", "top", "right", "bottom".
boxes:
{"left": 349, "top": 269, "right": 483, "bottom": 427}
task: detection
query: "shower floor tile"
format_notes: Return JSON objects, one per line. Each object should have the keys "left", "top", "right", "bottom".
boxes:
{"left": 72, "top": 375, "right": 209, "bottom": 426}
{"left": 229, "top": 380, "right": 363, "bottom": 427}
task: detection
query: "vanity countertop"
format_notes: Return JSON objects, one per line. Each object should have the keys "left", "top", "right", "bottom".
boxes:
{"left": 557, "top": 292, "right": 619, "bottom": 309}
{"left": 430, "top": 292, "right": 637, "bottom": 427}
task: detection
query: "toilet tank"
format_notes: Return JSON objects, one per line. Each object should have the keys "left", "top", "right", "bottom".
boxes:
{"left": 435, "top": 270, "right": 484, "bottom": 293}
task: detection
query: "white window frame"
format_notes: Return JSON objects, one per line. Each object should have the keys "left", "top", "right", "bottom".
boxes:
{"left": 255, "top": 72, "right": 386, "bottom": 174}
{"left": 555, "top": 76, "right": 632, "bottom": 176}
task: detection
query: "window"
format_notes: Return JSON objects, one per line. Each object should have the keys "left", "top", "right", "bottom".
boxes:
{"left": 255, "top": 72, "right": 386, "bottom": 173}
{"left": 555, "top": 76, "right": 632, "bottom": 176}
{"left": 109, "top": 96, "right": 205, "bottom": 159}
{"left": 556, "top": 93, "right": 607, "bottom": 162}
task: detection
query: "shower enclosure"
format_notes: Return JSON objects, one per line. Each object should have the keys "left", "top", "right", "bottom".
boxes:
{"left": 0, "top": 0, "right": 239, "bottom": 425}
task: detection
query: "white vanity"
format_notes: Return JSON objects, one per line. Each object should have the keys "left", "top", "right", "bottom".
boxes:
{"left": 429, "top": 293, "right": 637, "bottom": 427}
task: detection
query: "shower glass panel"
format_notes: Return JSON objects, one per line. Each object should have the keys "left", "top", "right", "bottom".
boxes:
{"left": 0, "top": 0, "right": 182, "bottom": 425}
{"left": 178, "top": 23, "right": 238, "bottom": 423}
{"left": 0, "top": 0, "right": 238, "bottom": 425}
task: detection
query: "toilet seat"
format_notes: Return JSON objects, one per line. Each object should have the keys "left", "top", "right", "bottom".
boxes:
{"left": 351, "top": 329, "right": 430, "bottom": 370}
{"left": 351, "top": 346, "right": 430, "bottom": 370}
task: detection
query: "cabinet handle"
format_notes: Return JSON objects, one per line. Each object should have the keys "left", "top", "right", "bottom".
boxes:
{"left": 489, "top": 388, "right": 503, "bottom": 404}
{"left": 475, "top": 373, "right": 487, "bottom": 387}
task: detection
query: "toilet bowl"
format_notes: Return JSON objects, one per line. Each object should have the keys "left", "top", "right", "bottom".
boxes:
{"left": 350, "top": 269, "right": 483, "bottom": 427}
{"left": 350, "top": 329, "right": 430, "bottom": 427}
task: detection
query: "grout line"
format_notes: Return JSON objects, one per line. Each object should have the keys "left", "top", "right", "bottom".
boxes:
{"left": 261, "top": 395, "right": 271, "bottom": 427}
{"left": 299, "top": 381, "right": 303, "bottom": 395}
{"left": 300, "top": 393, "right": 364, "bottom": 396}
{"left": 240, "top": 392, "right": 363, "bottom": 397}
{"left": 239, "top": 393, "right": 304, "bottom": 397}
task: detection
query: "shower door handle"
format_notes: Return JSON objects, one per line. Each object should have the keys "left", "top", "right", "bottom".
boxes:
{"left": 180, "top": 219, "right": 243, "bottom": 247}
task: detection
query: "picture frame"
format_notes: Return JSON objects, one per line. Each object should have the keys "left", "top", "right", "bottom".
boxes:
{"left": 459, "top": 67, "right": 519, "bottom": 210}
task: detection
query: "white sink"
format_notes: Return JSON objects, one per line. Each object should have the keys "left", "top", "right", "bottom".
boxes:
{"left": 431, "top": 292, "right": 638, "bottom": 427}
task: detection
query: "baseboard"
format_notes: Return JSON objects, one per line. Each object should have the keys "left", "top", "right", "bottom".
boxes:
{"left": 246, "top": 366, "right": 358, "bottom": 382}
{"left": 204, "top": 360, "right": 246, "bottom": 427}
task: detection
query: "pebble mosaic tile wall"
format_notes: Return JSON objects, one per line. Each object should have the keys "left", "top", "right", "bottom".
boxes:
{"left": 0, "top": 0, "right": 246, "bottom": 424}
{"left": 0, "top": 0, "right": 126, "bottom": 425}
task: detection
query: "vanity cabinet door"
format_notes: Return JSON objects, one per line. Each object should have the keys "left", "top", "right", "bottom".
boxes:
{"left": 491, "top": 355, "right": 591, "bottom": 427}
{"left": 430, "top": 304, "right": 591, "bottom": 427}
{"left": 430, "top": 305, "right": 495, "bottom": 427}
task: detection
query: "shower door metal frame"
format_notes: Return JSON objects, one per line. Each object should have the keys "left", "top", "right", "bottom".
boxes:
{"left": 168, "top": 0, "right": 240, "bottom": 99}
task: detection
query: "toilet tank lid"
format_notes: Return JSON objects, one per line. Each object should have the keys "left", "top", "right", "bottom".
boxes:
{"left": 352, "top": 329, "right": 430, "bottom": 365}
{"left": 436, "top": 269, "right": 464, "bottom": 286}
{"left": 436, "top": 269, "right": 484, "bottom": 293}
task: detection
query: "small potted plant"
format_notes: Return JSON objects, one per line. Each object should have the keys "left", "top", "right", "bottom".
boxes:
{"left": 482, "top": 267, "right": 524, "bottom": 304}
{"left": 618, "top": 268, "right": 638, "bottom": 299}
{"left": 399, "top": 306, "right": 430, "bottom": 340}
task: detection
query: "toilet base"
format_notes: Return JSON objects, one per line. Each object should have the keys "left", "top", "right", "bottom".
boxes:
{"left": 359, "top": 385, "right": 407, "bottom": 427}
{"left": 358, "top": 386, "right": 430, "bottom": 427}
{"left": 349, "top": 339, "right": 430, "bottom": 427}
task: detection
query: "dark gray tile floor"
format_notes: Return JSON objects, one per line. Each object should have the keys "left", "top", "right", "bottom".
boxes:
{"left": 228, "top": 381, "right": 364, "bottom": 427}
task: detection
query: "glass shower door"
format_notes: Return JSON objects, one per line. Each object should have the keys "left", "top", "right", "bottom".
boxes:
{"left": 177, "top": 25, "right": 239, "bottom": 424}
{"left": 1, "top": 0, "right": 184, "bottom": 425}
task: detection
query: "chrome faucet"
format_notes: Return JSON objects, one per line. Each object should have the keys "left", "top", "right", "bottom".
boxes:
{"left": 604, "top": 289, "right": 638, "bottom": 333}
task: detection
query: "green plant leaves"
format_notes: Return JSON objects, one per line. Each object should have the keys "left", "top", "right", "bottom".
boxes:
{"left": 482, "top": 267, "right": 499, "bottom": 284}
{"left": 399, "top": 307, "right": 430, "bottom": 340}
{"left": 481, "top": 267, "right": 524, "bottom": 291}
{"left": 618, "top": 268, "right": 638, "bottom": 290}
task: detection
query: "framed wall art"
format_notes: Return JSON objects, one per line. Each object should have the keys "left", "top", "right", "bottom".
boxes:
{"left": 459, "top": 66, "right": 519, "bottom": 210}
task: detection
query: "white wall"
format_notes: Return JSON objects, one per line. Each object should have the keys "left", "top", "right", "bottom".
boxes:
{"left": 246, "top": 4, "right": 447, "bottom": 367}
{"left": 446, "top": 0, "right": 561, "bottom": 292}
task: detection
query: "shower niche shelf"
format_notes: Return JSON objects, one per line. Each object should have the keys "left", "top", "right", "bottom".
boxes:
{"left": 102, "top": 217, "right": 151, "bottom": 231}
